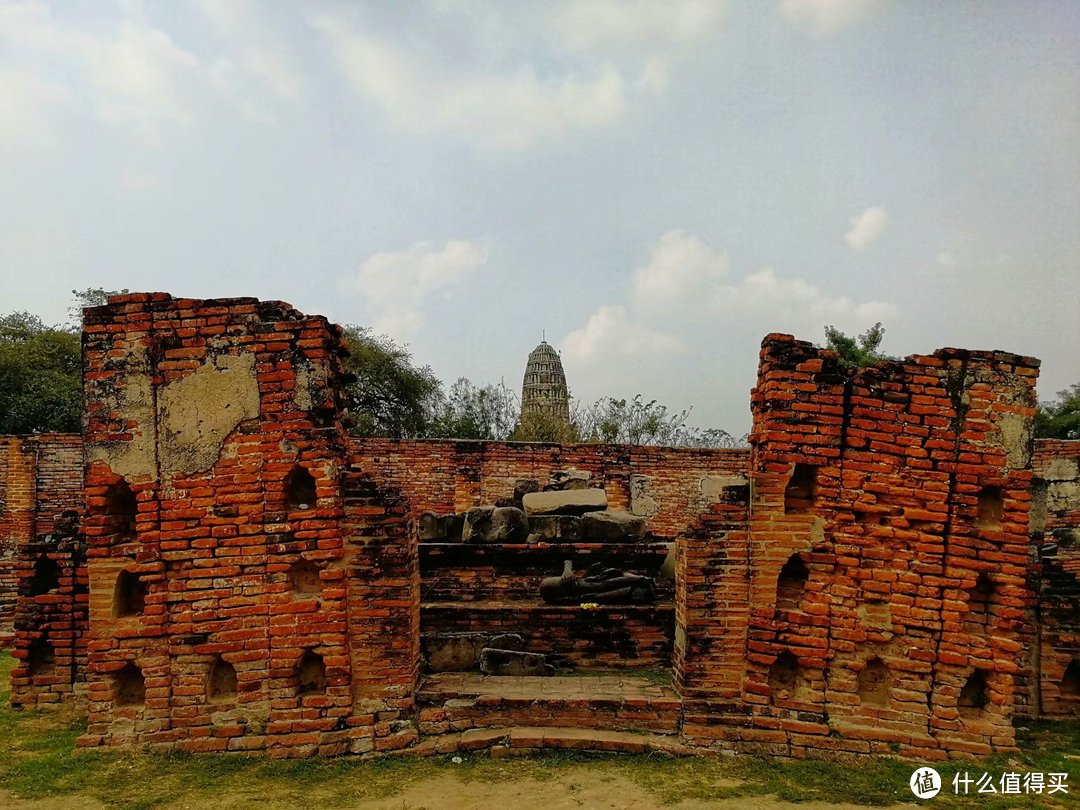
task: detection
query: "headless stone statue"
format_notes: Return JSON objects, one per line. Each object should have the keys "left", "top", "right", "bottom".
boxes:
{"left": 539, "top": 559, "right": 655, "bottom": 605}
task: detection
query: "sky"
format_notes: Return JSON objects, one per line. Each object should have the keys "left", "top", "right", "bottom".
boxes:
{"left": 1, "top": 0, "right": 1078, "bottom": 436}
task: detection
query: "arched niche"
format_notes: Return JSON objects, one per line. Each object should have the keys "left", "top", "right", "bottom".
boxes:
{"left": 1060, "top": 660, "right": 1080, "bottom": 699}
{"left": 27, "top": 636, "right": 55, "bottom": 676}
{"left": 857, "top": 657, "right": 892, "bottom": 707}
{"left": 768, "top": 650, "right": 800, "bottom": 703}
{"left": 784, "top": 464, "right": 818, "bottom": 514}
{"left": 285, "top": 466, "right": 318, "bottom": 511}
{"left": 114, "top": 662, "right": 146, "bottom": 707}
{"left": 297, "top": 649, "right": 327, "bottom": 697}
{"left": 207, "top": 656, "right": 238, "bottom": 704}
{"left": 29, "top": 555, "right": 61, "bottom": 596}
{"left": 288, "top": 558, "right": 322, "bottom": 595}
{"left": 958, "top": 669, "right": 990, "bottom": 716}
{"left": 104, "top": 479, "right": 138, "bottom": 540}
{"left": 975, "top": 486, "right": 1004, "bottom": 529}
{"left": 113, "top": 570, "right": 147, "bottom": 618}
{"left": 776, "top": 553, "right": 809, "bottom": 612}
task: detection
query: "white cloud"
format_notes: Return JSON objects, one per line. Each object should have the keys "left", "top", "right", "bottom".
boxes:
{"left": 632, "top": 229, "right": 730, "bottom": 314}
{"left": 0, "top": 3, "right": 201, "bottom": 144}
{"left": 189, "top": 0, "right": 303, "bottom": 101}
{"left": 637, "top": 56, "right": 670, "bottom": 93}
{"left": 936, "top": 251, "right": 957, "bottom": 269}
{"left": 119, "top": 167, "right": 158, "bottom": 190}
{"left": 711, "top": 266, "right": 895, "bottom": 323}
{"left": 340, "top": 240, "right": 489, "bottom": 340}
{"left": 0, "top": 1, "right": 302, "bottom": 146}
{"left": 843, "top": 205, "right": 889, "bottom": 251}
{"left": 561, "top": 304, "right": 681, "bottom": 364}
{"left": 779, "top": 0, "right": 877, "bottom": 36}
{"left": 560, "top": 230, "right": 897, "bottom": 414}
{"left": 0, "top": 69, "right": 68, "bottom": 151}
{"left": 559, "top": 0, "right": 728, "bottom": 48}
{"left": 314, "top": 15, "right": 626, "bottom": 150}
{"left": 628, "top": 229, "right": 895, "bottom": 323}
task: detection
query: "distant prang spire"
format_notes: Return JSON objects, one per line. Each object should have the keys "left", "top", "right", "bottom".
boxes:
{"left": 521, "top": 338, "right": 571, "bottom": 425}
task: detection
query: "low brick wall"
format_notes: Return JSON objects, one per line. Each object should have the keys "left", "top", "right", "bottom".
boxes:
{"left": 0, "top": 435, "right": 83, "bottom": 645}
{"left": 1030, "top": 439, "right": 1080, "bottom": 717}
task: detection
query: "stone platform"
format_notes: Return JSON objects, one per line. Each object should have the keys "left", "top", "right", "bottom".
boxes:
{"left": 418, "top": 672, "right": 681, "bottom": 736}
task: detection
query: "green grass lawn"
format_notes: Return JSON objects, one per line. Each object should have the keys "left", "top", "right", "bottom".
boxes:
{"left": 1, "top": 652, "right": 1078, "bottom": 809}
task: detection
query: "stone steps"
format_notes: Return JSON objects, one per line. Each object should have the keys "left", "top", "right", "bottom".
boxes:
{"left": 418, "top": 673, "right": 682, "bottom": 735}
{"left": 388, "top": 726, "right": 695, "bottom": 758}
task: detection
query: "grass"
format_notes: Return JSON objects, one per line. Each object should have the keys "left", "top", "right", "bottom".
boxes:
{"left": 1, "top": 651, "right": 1078, "bottom": 808}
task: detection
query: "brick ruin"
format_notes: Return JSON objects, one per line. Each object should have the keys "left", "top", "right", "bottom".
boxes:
{"left": 2, "top": 292, "right": 1079, "bottom": 759}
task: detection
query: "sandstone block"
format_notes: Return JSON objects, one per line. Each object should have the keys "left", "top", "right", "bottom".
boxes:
{"left": 581, "top": 510, "right": 646, "bottom": 542}
{"left": 522, "top": 489, "right": 607, "bottom": 516}
{"left": 528, "top": 515, "right": 582, "bottom": 542}
{"left": 545, "top": 468, "right": 592, "bottom": 491}
{"left": 462, "top": 506, "right": 528, "bottom": 543}
{"left": 479, "top": 648, "right": 554, "bottom": 676}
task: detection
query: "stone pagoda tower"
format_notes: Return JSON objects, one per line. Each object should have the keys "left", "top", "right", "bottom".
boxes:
{"left": 521, "top": 340, "right": 571, "bottom": 425}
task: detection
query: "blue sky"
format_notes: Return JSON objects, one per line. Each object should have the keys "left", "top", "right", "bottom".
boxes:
{"left": 1, "top": 0, "right": 1077, "bottom": 434}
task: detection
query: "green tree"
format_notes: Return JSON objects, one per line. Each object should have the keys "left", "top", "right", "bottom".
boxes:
{"left": 341, "top": 325, "right": 442, "bottom": 438}
{"left": 427, "top": 378, "right": 519, "bottom": 440}
{"left": 510, "top": 409, "right": 579, "bottom": 443}
{"left": 1035, "top": 383, "right": 1080, "bottom": 439}
{"left": 572, "top": 394, "right": 743, "bottom": 447}
{"left": 69, "top": 287, "right": 128, "bottom": 325}
{"left": 0, "top": 312, "right": 81, "bottom": 434}
{"left": 823, "top": 322, "right": 891, "bottom": 369}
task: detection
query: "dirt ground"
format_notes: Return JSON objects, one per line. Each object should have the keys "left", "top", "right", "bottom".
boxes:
{"left": 2, "top": 772, "right": 910, "bottom": 810}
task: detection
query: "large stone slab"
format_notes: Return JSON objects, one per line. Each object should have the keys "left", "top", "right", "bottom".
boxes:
{"left": 528, "top": 515, "right": 582, "bottom": 543}
{"left": 479, "top": 647, "right": 553, "bottom": 676}
{"left": 581, "top": 510, "right": 646, "bottom": 542}
{"left": 462, "top": 506, "right": 529, "bottom": 543}
{"left": 424, "top": 633, "right": 524, "bottom": 672}
{"left": 419, "top": 511, "right": 465, "bottom": 542}
{"left": 546, "top": 468, "right": 592, "bottom": 491}
{"left": 461, "top": 506, "right": 494, "bottom": 542}
{"left": 489, "top": 507, "right": 529, "bottom": 542}
{"left": 522, "top": 488, "right": 607, "bottom": 516}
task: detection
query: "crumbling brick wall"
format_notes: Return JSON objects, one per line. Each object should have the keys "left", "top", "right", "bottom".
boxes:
{"left": 0, "top": 435, "right": 83, "bottom": 647}
{"left": 727, "top": 334, "right": 1039, "bottom": 759}
{"left": 58, "top": 293, "right": 419, "bottom": 756}
{"left": 5, "top": 298, "right": 1066, "bottom": 761}
{"left": 351, "top": 438, "right": 747, "bottom": 539}
{"left": 1030, "top": 438, "right": 1080, "bottom": 717}
{"left": 352, "top": 438, "right": 750, "bottom": 671}
{"left": 9, "top": 509, "right": 86, "bottom": 708}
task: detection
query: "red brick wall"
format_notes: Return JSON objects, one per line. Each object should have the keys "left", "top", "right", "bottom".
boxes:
{"left": 351, "top": 438, "right": 750, "bottom": 673}
{"left": 717, "top": 334, "right": 1039, "bottom": 759}
{"left": 1030, "top": 439, "right": 1080, "bottom": 717}
{"left": 0, "top": 435, "right": 82, "bottom": 647}
{"left": 63, "top": 294, "right": 418, "bottom": 757}
{"left": 349, "top": 438, "right": 750, "bottom": 540}
{"left": 5, "top": 303, "right": 1066, "bottom": 761}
